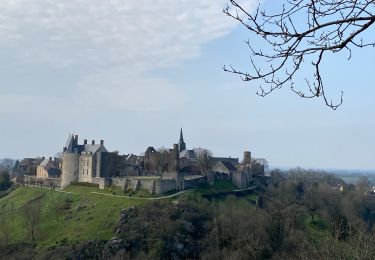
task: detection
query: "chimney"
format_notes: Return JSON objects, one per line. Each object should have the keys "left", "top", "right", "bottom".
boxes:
{"left": 100, "top": 140, "right": 104, "bottom": 146}
{"left": 92, "top": 140, "right": 95, "bottom": 145}
{"left": 75, "top": 134, "right": 78, "bottom": 141}
{"left": 42, "top": 157, "right": 45, "bottom": 160}
{"left": 84, "top": 139, "right": 88, "bottom": 145}
{"left": 49, "top": 157, "right": 52, "bottom": 161}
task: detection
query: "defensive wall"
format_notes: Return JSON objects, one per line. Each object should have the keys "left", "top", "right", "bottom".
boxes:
{"left": 184, "top": 175, "right": 207, "bottom": 189}
{"left": 23, "top": 175, "right": 62, "bottom": 188}
{"left": 231, "top": 171, "right": 252, "bottom": 189}
{"left": 95, "top": 176, "right": 177, "bottom": 194}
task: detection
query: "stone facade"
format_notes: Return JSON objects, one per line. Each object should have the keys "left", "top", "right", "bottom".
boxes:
{"left": 36, "top": 157, "right": 61, "bottom": 178}
{"left": 61, "top": 135, "right": 108, "bottom": 189}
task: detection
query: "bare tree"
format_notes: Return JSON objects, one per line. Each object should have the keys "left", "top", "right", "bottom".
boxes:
{"left": 193, "top": 148, "right": 213, "bottom": 174}
{"left": 157, "top": 147, "right": 169, "bottom": 173}
{"left": 22, "top": 200, "right": 43, "bottom": 241}
{"left": 224, "top": 0, "right": 375, "bottom": 109}
{"left": 49, "top": 192, "right": 64, "bottom": 221}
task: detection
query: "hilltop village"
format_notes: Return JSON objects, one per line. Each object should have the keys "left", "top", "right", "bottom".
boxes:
{"left": 13, "top": 129, "right": 267, "bottom": 194}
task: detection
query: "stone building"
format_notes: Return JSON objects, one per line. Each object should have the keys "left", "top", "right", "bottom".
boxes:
{"left": 49, "top": 129, "right": 265, "bottom": 192}
{"left": 61, "top": 135, "right": 108, "bottom": 188}
{"left": 36, "top": 157, "right": 61, "bottom": 178}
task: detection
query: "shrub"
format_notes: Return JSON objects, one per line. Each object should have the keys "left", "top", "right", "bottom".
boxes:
{"left": 70, "top": 182, "right": 99, "bottom": 188}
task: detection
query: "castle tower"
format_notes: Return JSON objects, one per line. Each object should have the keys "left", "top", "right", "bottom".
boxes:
{"left": 172, "top": 143, "right": 179, "bottom": 172}
{"left": 61, "top": 151, "right": 79, "bottom": 189}
{"left": 178, "top": 128, "right": 186, "bottom": 152}
{"left": 61, "top": 134, "right": 80, "bottom": 189}
{"left": 243, "top": 151, "right": 252, "bottom": 165}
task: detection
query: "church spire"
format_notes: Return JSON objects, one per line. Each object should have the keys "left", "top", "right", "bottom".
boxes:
{"left": 178, "top": 128, "right": 186, "bottom": 152}
{"left": 180, "top": 128, "right": 184, "bottom": 141}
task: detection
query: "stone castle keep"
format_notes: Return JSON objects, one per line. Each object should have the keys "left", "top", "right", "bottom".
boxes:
{"left": 29, "top": 129, "right": 265, "bottom": 194}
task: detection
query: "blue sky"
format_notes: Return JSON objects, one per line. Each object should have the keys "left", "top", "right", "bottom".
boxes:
{"left": 0, "top": 0, "right": 374, "bottom": 169}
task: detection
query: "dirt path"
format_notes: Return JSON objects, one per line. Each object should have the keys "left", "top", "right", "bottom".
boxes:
{"left": 90, "top": 185, "right": 257, "bottom": 200}
{"left": 90, "top": 189, "right": 192, "bottom": 200}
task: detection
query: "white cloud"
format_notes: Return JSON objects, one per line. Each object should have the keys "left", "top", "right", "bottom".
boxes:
{"left": 0, "top": 0, "right": 256, "bottom": 69}
{"left": 0, "top": 0, "right": 258, "bottom": 113}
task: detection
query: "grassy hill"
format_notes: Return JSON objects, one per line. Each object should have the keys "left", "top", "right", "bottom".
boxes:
{"left": 0, "top": 182, "right": 257, "bottom": 249}
{"left": 0, "top": 182, "right": 265, "bottom": 259}
{"left": 0, "top": 185, "right": 145, "bottom": 249}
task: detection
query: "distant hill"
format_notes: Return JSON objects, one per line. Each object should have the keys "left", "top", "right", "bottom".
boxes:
{"left": 271, "top": 165, "right": 375, "bottom": 184}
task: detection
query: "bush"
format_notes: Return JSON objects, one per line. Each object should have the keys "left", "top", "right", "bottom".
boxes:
{"left": 65, "top": 196, "right": 74, "bottom": 203}
{"left": 0, "top": 171, "right": 12, "bottom": 191}
{"left": 70, "top": 182, "right": 99, "bottom": 188}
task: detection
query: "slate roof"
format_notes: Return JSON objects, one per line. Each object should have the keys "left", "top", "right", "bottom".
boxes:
{"left": 83, "top": 144, "right": 106, "bottom": 154}
{"left": 217, "top": 161, "right": 238, "bottom": 172}
{"left": 65, "top": 134, "right": 75, "bottom": 152}
{"left": 145, "top": 146, "right": 157, "bottom": 153}
{"left": 47, "top": 168, "right": 61, "bottom": 177}
{"left": 39, "top": 158, "right": 50, "bottom": 168}
{"left": 210, "top": 156, "right": 239, "bottom": 164}
{"left": 179, "top": 149, "right": 196, "bottom": 159}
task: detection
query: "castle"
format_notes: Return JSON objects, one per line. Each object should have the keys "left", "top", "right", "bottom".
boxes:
{"left": 29, "top": 129, "right": 265, "bottom": 194}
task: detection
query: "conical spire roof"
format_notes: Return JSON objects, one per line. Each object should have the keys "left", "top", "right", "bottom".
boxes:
{"left": 180, "top": 128, "right": 184, "bottom": 141}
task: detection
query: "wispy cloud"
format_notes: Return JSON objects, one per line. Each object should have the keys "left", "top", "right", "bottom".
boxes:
{"left": 0, "top": 0, "right": 257, "bottom": 113}
{"left": 0, "top": 0, "right": 255, "bottom": 69}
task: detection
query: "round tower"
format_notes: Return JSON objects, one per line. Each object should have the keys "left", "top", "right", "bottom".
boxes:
{"left": 61, "top": 151, "right": 79, "bottom": 189}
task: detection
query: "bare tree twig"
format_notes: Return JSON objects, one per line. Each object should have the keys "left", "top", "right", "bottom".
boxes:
{"left": 224, "top": 0, "right": 375, "bottom": 109}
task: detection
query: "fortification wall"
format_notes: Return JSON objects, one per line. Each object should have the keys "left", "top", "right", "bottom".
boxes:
{"left": 124, "top": 179, "right": 139, "bottom": 191}
{"left": 24, "top": 175, "right": 61, "bottom": 188}
{"left": 154, "top": 179, "right": 176, "bottom": 194}
{"left": 61, "top": 153, "right": 79, "bottom": 189}
{"left": 139, "top": 179, "right": 155, "bottom": 193}
{"left": 111, "top": 178, "right": 126, "bottom": 189}
{"left": 92, "top": 177, "right": 101, "bottom": 185}
{"left": 231, "top": 171, "right": 252, "bottom": 189}
{"left": 184, "top": 175, "right": 206, "bottom": 189}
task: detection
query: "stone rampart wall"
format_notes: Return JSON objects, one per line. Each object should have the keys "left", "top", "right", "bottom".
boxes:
{"left": 139, "top": 179, "right": 155, "bottom": 193}
{"left": 154, "top": 179, "right": 176, "bottom": 194}
{"left": 24, "top": 175, "right": 61, "bottom": 188}
{"left": 231, "top": 171, "right": 252, "bottom": 189}
{"left": 111, "top": 178, "right": 127, "bottom": 189}
{"left": 184, "top": 176, "right": 206, "bottom": 189}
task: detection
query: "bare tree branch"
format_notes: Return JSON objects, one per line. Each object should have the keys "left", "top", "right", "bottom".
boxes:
{"left": 224, "top": 0, "right": 375, "bottom": 109}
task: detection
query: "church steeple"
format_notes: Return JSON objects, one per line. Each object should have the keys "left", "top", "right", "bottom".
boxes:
{"left": 178, "top": 128, "right": 186, "bottom": 152}
{"left": 180, "top": 128, "right": 184, "bottom": 141}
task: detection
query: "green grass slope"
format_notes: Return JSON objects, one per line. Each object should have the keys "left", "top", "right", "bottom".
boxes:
{"left": 0, "top": 186, "right": 144, "bottom": 248}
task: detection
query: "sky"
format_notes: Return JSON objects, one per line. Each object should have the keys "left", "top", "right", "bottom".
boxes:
{"left": 0, "top": 0, "right": 374, "bottom": 170}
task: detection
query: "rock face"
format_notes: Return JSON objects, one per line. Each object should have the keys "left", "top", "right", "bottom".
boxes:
{"left": 101, "top": 237, "right": 129, "bottom": 259}
{"left": 114, "top": 207, "right": 135, "bottom": 234}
